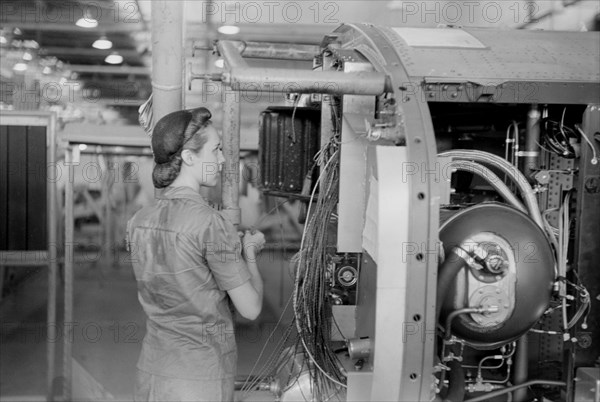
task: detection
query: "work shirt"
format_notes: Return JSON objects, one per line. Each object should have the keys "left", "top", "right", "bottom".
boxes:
{"left": 127, "top": 186, "right": 251, "bottom": 380}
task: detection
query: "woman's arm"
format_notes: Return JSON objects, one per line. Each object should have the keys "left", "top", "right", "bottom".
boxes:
{"left": 227, "top": 231, "right": 265, "bottom": 320}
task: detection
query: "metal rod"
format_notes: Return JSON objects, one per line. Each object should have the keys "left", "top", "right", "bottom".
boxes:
{"left": 221, "top": 90, "right": 241, "bottom": 226}
{"left": 63, "top": 147, "right": 74, "bottom": 401}
{"left": 47, "top": 113, "right": 58, "bottom": 401}
{"left": 151, "top": 0, "right": 183, "bottom": 123}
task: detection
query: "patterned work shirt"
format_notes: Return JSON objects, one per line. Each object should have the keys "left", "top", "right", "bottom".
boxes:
{"left": 127, "top": 186, "right": 251, "bottom": 380}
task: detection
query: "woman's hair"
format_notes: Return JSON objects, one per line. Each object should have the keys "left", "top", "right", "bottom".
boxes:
{"left": 151, "top": 107, "right": 212, "bottom": 188}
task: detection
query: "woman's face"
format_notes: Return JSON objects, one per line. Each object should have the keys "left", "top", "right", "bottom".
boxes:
{"left": 194, "top": 125, "right": 225, "bottom": 187}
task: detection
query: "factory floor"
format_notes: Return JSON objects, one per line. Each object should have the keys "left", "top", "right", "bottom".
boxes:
{"left": 0, "top": 248, "right": 295, "bottom": 402}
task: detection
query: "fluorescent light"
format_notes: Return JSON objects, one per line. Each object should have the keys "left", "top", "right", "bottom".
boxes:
{"left": 105, "top": 53, "right": 123, "bottom": 64}
{"left": 79, "top": 144, "right": 88, "bottom": 151}
{"left": 217, "top": 25, "right": 240, "bottom": 35}
{"left": 0, "top": 36, "right": 7, "bottom": 45}
{"left": 76, "top": 18, "right": 98, "bottom": 28}
{"left": 214, "top": 59, "right": 224, "bottom": 68}
{"left": 13, "top": 62, "right": 28, "bottom": 72}
{"left": 22, "top": 51, "right": 33, "bottom": 61}
{"left": 42, "top": 66, "right": 52, "bottom": 74}
{"left": 92, "top": 36, "right": 112, "bottom": 50}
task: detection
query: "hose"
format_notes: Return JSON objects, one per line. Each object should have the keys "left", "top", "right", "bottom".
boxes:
{"left": 464, "top": 380, "right": 566, "bottom": 402}
{"left": 438, "top": 150, "right": 544, "bottom": 229}
{"left": 436, "top": 249, "right": 469, "bottom": 320}
{"left": 443, "top": 360, "right": 466, "bottom": 402}
{"left": 448, "top": 160, "right": 527, "bottom": 213}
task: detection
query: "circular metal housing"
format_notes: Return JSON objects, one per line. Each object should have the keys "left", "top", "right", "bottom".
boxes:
{"left": 439, "top": 203, "right": 555, "bottom": 347}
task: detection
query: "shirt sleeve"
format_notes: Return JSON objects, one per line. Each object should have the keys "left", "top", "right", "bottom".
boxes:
{"left": 201, "top": 213, "right": 251, "bottom": 291}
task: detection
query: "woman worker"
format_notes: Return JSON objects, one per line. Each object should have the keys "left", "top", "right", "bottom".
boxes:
{"left": 127, "top": 107, "right": 265, "bottom": 401}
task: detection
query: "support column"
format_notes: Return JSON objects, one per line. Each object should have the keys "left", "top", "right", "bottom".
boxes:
{"left": 151, "top": 0, "right": 184, "bottom": 122}
{"left": 221, "top": 89, "right": 241, "bottom": 226}
{"left": 63, "top": 147, "right": 74, "bottom": 401}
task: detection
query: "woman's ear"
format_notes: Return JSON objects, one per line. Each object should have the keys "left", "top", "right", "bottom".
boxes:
{"left": 181, "top": 149, "right": 195, "bottom": 166}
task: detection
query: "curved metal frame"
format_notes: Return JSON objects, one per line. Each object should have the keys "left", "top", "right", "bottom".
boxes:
{"left": 332, "top": 23, "right": 439, "bottom": 401}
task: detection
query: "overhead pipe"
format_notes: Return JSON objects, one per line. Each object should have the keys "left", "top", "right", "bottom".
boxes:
{"left": 195, "top": 41, "right": 320, "bottom": 61}
{"left": 215, "top": 40, "right": 392, "bottom": 96}
{"left": 151, "top": 0, "right": 184, "bottom": 122}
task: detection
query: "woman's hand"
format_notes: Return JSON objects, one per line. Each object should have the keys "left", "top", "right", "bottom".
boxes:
{"left": 241, "top": 230, "right": 266, "bottom": 260}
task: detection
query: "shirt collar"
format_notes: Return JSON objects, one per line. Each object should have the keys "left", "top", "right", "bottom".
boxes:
{"left": 156, "top": 186, "right": 210, "bottom": 206}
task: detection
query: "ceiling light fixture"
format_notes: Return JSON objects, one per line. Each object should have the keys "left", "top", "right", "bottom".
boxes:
{"left": 13, "top": 62, "right": 28, "bottom": 72}
{"left": 0, "top": 35, "right": 7, "bottom": 45}
{"left": 214, "top": 59, "right": 224, "bottom": 68}
{"left": 105, "top": 52, "right": 123, "bottom": 64}
{"left": 22, "top": 51, "right": 33, "bottom": 61}
{"left": 92, "top": 36, "right": 112, "bottom": 50}
{"left": 217, "top": 25, "right": 240, "bottom": 35}
{"left": 76, "top": 18, "right": 98, "bottom": 28}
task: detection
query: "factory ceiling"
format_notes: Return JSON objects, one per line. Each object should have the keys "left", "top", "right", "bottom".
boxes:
{"left": 1, "top": 0, "right": 598, "bottom": 125}
{"left": 0, "top": 0, "right": 151, "bottom": 124}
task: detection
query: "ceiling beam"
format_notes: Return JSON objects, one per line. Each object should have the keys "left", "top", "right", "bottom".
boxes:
{"left": 1, "top": 21, "right": 144, "bottom": 33}
{"left": 68, "top": 64, "right": 150, "bottom": 75}
{"left": 40, "top": 46, "right": 143, "bottom": 58}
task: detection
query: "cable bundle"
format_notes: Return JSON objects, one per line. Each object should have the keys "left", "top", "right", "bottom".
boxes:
{"left": 291, "top": 138, "right": 346, "bottom": 400}
{"left": 240, "top": 138, "right": 345, "bottom": 401}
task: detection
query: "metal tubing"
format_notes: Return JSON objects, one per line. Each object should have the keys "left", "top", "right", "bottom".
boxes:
{"left": 444, "top": 307, "right": 483, "bottom": 339}
{"left": 448, "top": 160, "right": 527, "bottom": 213}
{"left": 47, "top": 113, "right": 58, "bottom": 401}
{"left": 151, "top": 1, "right": 183, "bottom": 122}
{"left": 523, "top": 105, "right": 541, "bottom": 180}
{"left": 241, "top": 42, "right": 319, "bottom": 60}
{"left": 217, "top": 41, "right": 249, "bottom": 69}
{"left": 199, "top": 41, "right": 319, "bottom": 61}
{"left": 221, "top": 90, "right": 241, "bottom": 226}
{"left": 464, "top": 380, "right": 566, "bottom": 402}
{"left": 226, "top": 67, "right": 390, "bottom": 95}
{"left": 438, "top": 150, "right": 544, "bottom": 229}
{"left": 63, "top": 148, "right": 74, "bottom": 401}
